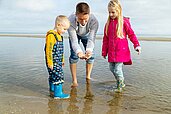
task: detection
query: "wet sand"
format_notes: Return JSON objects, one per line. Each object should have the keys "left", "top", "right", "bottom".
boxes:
{"left": 0, "top": 36, "right": 171, "bottom": 114}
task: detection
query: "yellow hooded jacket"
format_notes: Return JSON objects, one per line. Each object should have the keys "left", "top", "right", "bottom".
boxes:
{"left": 45, "top": 30, "right": 64, "bottom": 68}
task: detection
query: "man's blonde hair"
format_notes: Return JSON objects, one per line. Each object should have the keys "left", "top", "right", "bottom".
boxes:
{"left": 105, "top": 0, "right": 124, "bottom": 38}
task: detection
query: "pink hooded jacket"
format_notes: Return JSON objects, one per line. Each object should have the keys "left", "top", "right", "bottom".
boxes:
{"left": 102, "top": 17, "right": 140, "bottom": 65}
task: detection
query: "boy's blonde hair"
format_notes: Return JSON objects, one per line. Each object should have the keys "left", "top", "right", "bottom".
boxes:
{"left": 105, "top": 0, "right": 124, "bottom": 38}
{"left": 54, "top": 15, "right": 70, "bottom": 29}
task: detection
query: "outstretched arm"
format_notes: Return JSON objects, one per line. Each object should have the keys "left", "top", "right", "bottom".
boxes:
{"left": 68, "top": 25, "right": 83, "bottom": 55}
{"left": 86, "top": 19, "right": 99, "bottom": 53}
{"left": 124, "top": 18, "right": 141, "bottom": 54}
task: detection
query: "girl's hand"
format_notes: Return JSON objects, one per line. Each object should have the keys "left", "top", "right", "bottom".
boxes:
{"left": 62, "top": 63, "right": 65, "bottom": 67}
{"left": 135, "top": 46, "right": 141, "bottom": 55}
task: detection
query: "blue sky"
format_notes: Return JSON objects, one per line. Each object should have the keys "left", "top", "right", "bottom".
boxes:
{"left": 0, "top": 0, "right": 171, "bottom": 36}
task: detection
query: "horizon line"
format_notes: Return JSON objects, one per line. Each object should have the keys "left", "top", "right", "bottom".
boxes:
{"left": 1, "top": 33, "right": 171, "bottom": 42}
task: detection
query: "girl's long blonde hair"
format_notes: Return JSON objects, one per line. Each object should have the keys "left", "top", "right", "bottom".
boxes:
{"left": 105, "top": 0, "right": 124, "bottom": 38}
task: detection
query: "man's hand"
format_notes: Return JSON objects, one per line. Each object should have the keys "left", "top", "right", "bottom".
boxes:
{"left": 77, "top": 52, "right": 86, "bottom": 59}
{"left": 85, "top": 50, "right": 92, "bottom": 60}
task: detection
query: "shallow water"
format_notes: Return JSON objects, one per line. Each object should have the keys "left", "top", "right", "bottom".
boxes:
{"left": 0, "top": 37, "right": 171, "bottom": 114}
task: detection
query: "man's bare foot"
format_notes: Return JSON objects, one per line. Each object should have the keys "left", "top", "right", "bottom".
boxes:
{"left": 86, "top": 78, "right": 91, "bottom": 84}
{"left": 71, "top": 83, "right": 78, "bottom": 87}
{"left": 86, "top": 77, "right": 91, "bottom": 80}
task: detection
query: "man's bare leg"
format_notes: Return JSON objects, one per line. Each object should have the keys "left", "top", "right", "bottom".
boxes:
{"left": 70, "top": 63, "right": 78, "bottom": 87}
{"left": 86, "top": 63, "right": 93, "bottom": 80}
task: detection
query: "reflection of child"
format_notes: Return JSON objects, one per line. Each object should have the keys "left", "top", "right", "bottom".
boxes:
{"left": 45, "top": 15, "right": 70, "bottom": 99}
{"left": 102, "top": 0, "right": 141, "bottom": 92}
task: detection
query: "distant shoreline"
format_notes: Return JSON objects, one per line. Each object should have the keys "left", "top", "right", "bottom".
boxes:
{"left": 0, "top": 34, "right": 171, "bottom": 42}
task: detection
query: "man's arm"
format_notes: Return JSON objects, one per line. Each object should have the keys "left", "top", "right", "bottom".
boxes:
{"left": 86, "top": 15, "right": 99, "bottom": 52}
{"left": 68, "top": 24, "right": 83, "bottom": 54}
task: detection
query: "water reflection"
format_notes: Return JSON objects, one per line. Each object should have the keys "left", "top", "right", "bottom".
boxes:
{"left": 1, "top": 37, "right": 171, "bottom": 114}
{"left": 82, "top": 79, "right": 94, "bottom": 114}
{"left": 67, "top": 87, "right": 79, "bottom": 114}
{"left": 48, "top": 98, "right": 64, "bottom": 114}
{"left": 67, "top": 79, "right": 94, "bottom": 114}
{"left": 106, "top": 93, "right": 123, "bottom": 114}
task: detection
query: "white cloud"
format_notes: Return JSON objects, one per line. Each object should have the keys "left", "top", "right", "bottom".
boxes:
{"left": 0, "top": 0, "right": 171, "bottom": 35}
{"left": 15, "top": 0, "right": 55, "bottom": 12}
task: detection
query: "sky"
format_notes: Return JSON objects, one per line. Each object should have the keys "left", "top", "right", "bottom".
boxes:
{"left": 0, "top": 0, "right": 171, "bottom": 36}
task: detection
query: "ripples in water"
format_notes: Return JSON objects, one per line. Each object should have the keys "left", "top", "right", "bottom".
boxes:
{"left": 0, "top": 37, "right": 171, "bottom": 114}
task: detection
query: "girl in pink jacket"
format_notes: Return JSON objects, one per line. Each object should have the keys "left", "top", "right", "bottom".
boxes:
{"left": 102, "top": 0, "right": 141, "bottom": 92}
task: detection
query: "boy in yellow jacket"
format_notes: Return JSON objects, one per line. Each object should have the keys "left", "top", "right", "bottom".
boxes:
{"left": 45, "top": 15, "right": 70, "bottom": 99}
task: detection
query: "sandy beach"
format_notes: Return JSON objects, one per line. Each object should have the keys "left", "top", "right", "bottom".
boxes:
{"left": 0, "top": 35, "right": 171, "bottom": 114}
